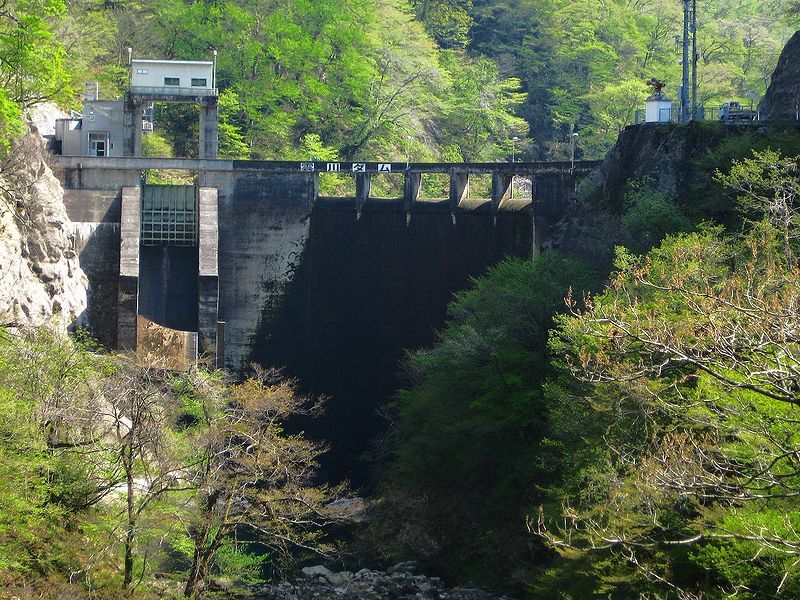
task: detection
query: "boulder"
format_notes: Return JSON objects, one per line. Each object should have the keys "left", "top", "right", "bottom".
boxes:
{"left": 301, "top": 565, "right": 333, "bottom": 580}
{"left": 759, "top": 31, "right": 800, "bottom": 121}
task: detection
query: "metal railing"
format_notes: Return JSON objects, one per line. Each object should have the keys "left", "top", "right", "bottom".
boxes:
{"left": 130, "top": 86, "right": 218, "bottom": 98}
{"left": 633, "top": 105, "right": 783, "bottom": 125}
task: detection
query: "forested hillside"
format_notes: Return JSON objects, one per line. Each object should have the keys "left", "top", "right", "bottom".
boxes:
{"left": 4, "top": 0, "right": 800, "bottom": 598}
{"left": 374, "top": 121, "right": 800, "bottom": 595}
{"left": 1, "top": 0, "right": 797, "bottom": 161}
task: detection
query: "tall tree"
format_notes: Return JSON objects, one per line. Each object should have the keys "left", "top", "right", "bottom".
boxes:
{"left": 540, "top": 151, "right": 800, "bottom": 596}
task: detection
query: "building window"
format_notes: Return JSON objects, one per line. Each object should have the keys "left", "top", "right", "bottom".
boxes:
{"left": 136, "top": 69, "right": 148, "bottom": 74}
{"left": 164, "top": 77, "right": 180, "bottom": 86}
{"left": 191, "top": 78, "right": 207, "bottom": 87}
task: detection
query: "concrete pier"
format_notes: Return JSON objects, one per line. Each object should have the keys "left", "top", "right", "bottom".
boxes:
{"left": 198, "top": 187, "right": 220, "bottom": 365}
{"left": 117, "top": 186, "right": 141, "bottom": 351}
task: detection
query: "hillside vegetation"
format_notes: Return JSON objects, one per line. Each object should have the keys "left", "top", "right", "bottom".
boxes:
{"left": 0, "top": 330, "right": 344, "bottom": 598}
{"left": 0, "top": 0, "right": 797, "bottom": 161}
{"left": 375, "top": 123, "right": 800, "bottom": 595}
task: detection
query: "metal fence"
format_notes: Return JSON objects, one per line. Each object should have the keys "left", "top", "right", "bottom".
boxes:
{"left": 633, "top": 105, "right": 781, "bottom": 125}
{"left": 141, "top": 184, "right": 198, "bottom": 247}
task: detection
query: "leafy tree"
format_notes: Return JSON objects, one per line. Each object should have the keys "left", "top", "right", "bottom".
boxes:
{"left": 0, "top": 0, "right": 73, "bottom": 107}
{"left": 217, "top": 90, "right": 250, "bottom": 159}
{"left": 141, "top": 132, "right": 174, "bottom": 158}
{"left": 539, "top": 151, "right": 800, "bottom": 596}
{"left": 0, "top": 0, "right": 74, "bottom": 152}
{"left": 619, "top": 178, "right": 692, "bottom": 254}
{"left": 377, "top": 254, "right": 594, "bottom": 585}
{"left": 174, "top": 368, "right": 344, "bottom": 598}
{"left": 0, "top": 328, "right": 342, "bottom": 596}
{"left": 584, "top": 79, "right": 650, "bottom": 152}
{"left": 715, "top": 149, "right": 800, "bottom": 267}
{"left": 412, "top": 0, "right": 473, "bottom": 49}
{"left": 438, "top": 51, "right": 527, "bottom": 161}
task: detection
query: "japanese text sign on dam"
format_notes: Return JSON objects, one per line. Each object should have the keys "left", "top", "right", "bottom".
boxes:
{"left": 301, "top": 162, "right": 396, "bottom": 173}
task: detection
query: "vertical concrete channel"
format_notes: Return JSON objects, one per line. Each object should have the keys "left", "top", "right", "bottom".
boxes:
{"left": 116, "top": 182, "right": 220, "bottom": 366}
{"left": 198, "top": 187, "right": 220, "bottom": 366}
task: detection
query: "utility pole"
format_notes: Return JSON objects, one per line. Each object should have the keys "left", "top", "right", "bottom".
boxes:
{"left": 681, "top": 0, "right": 690, "bottom": 123}
{"left": 691, "top": 0, "right": 697, "bottom": 119}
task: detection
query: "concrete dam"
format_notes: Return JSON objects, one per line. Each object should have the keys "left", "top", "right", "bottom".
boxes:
{"left": 52, "top": 156, "right": 598, "bottom": 480}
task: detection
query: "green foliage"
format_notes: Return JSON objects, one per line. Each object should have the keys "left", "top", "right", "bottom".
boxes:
{"left": 619, "top": 178, "right": 692, "bottom": 253}
{"left": 0, "top": 329, "right": 100, "bottom": 578}
{"left": 377, "top": 253, "right": 595, "bottom": 586}
{"left": 681, "top": 123, "right": 800, "bottom": 227}
{"left": 412, "top": 0, "right": 473, "bottom": 49}
{"left": 583, "top": 79, "right": 650, "bottom": 155}
{"left": 0, "top": 0, "right": 74, "bottom": 153}
{"left": 0, "top": 330, "right": 338, "bottom": 597}
{"left": 0, "top": 0, "right": 74, "bottom": 107}
{"left": 217, "top": 90, "right": 250, "bottom": 159}
{"left": 141, "top": 132, "right": 174, "bottom": 158}
{"left": 468, "top": 0, "right": 785, "bottom": 158}
{"left": 438, "top": 50, "right": 528, "bottom": 161}
{"left": 0, "top": 89, "right": 24, "bottom": 156}
{"left": 536, "top": 152, "right": 800, "bottom": 596}
{"left": 32, "top": 0, "right": 786, "bottom": 162}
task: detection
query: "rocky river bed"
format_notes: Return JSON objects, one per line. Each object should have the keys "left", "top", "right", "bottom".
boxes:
{"left": 247, "top": 562, "right": 515, "bottom": 600}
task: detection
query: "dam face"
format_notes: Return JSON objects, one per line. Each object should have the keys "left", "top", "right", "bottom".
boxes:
{"left": 52, "top": 157, "right": 597, "bottom": 481}
{"left": 253, "top": 205, "right": 534, "bottom": 480}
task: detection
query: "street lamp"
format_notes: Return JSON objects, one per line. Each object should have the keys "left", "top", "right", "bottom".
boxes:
{"left": 511, "top": 136, "right": 520, "bottom": 162}
{"left": 212, "top": 49, "right": 218, "bottom": 92}
{"left": 570, "top": 132, "right": 578, "bottom": 172}
{"left": 405, "top": 135, "right": 412, "bottom": 169}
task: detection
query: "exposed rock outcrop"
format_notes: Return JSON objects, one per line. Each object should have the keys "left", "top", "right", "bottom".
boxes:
{"left": 547, "top": 119, "right": 800, "bottom": 267}
{"left": 547, "top": 122, "right": 702, "bottom": 266}
{"left": 0, "top": 129, "right": 87, "bottom": 330}
{"left": 248, "top": 563, "right": 514, "bottom": 600}
{"left": 759, "top": 31, "right": 800, "bottom": 121}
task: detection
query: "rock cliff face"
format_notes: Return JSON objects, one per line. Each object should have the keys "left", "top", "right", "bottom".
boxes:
{"left": 0, "top": 129, "right": 87, "bottom": 330}
{"left": 546, "top": 122, "right": 704, "bottom": 266}
{"left": 547, "top": 119, "right": 800, "bottom": 267}
{"left": 759, "top": 31, "right": 800, "bottom": 121}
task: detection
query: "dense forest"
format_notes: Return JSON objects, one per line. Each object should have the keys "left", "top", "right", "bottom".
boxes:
{"left": 373, "top": 130, "right": 800, "bottom": 596}
{"left": 4, "top": 0, "right": 800, "bottom": 598}
{"left": 1, "top": 0, "right": 798, "bottom": 162}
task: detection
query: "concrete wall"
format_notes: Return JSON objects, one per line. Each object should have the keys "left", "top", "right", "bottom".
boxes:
{"left": 131, "top": 60, "right": 214, "bottom": 90}
{"left": 52, "top": 156, "right": 596, "bottom": 481}
{"left": 213, "top": 171, "right": 316, "bottom": 372}
{"left": 252, "top": 203, "right": 534, "bottom": 481}
{"left": 55, "top": 119, "right": 82, "bottom": 157}
{"left": 62, "top": 188, "right": 120, "bottom": 348}
{"left": 81, "top": 101, "right": 125, "bottom": 157}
